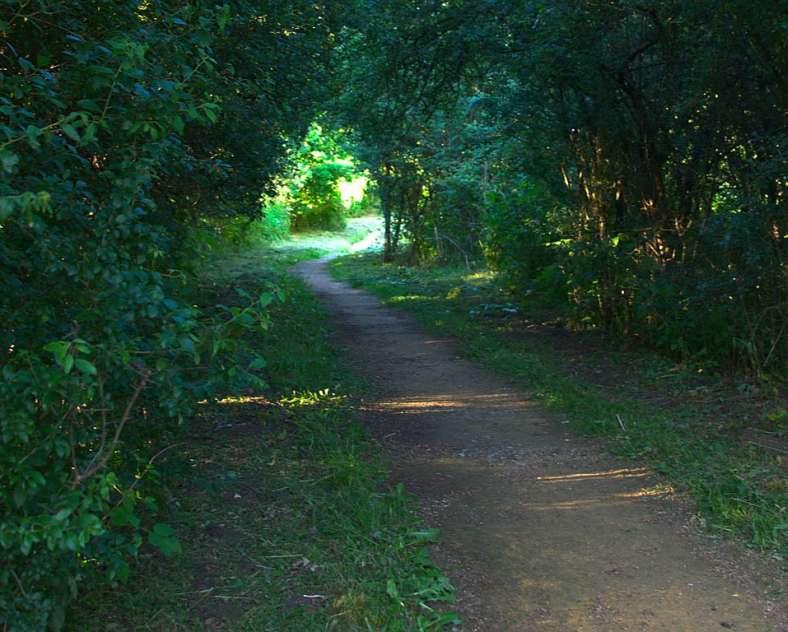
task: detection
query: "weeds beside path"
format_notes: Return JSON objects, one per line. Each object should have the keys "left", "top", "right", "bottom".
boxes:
{"left": 330, "top": 254, "right": 787, "bottom": 559}
{"left": 70, "top": 225, "right": 457, "bottom": 631}
{"left": 292, "top": 253, "right": 785, "bottom": 629}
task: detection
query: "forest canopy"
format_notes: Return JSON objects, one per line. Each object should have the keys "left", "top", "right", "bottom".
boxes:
{"left": 1, "top": 1, "right": 341, "bottom": 627}
{"left": 331, "top": 0, "right": 786, "bottom": 373}
{"left": 1, "top": 0, "right": 785, "bottom": 628}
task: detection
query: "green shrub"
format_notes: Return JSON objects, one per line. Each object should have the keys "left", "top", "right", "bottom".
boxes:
{"left": 482, "top": 178, "right": 558, "bottom": 292}
{"left": 290, "top": 161, "right": 351, "bottom": 231}
{"left": 257, "top": 202, "right": 292, "bottom": 241}
{"left": 0, "top": 2, "right": 336, "bottom": 628}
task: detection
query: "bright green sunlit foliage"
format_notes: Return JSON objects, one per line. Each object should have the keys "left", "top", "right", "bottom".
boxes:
{"left": 260, "top": 123, "right": 375, "bottom": 235}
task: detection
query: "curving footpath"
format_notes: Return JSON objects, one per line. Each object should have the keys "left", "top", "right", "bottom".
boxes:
{"left": 294, "top": 256, "right": 785, "bottom": 632}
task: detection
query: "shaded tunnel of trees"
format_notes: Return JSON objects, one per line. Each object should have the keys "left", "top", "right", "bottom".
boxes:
{"left": 0, "top": 0, "right": 785, "bottom": 627}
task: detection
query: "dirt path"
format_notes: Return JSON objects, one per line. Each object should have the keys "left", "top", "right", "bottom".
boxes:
{"left": 294, "top": 257, "right": 785, "bottom": 632}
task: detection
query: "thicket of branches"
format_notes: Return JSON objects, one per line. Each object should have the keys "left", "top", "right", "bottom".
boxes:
{"left": 333, "top": 0, "right": 786, "bottom": 373}
{"left": 0, "top": 1, "right": 339, "bottom": 628}
{"left": 1, "top": 0, "right": 786, "bottom": 628}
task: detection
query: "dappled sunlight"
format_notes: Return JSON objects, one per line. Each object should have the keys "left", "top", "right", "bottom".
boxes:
{"left": 338, "top": 175, "right": 368, "bottom": 208}
{"left": 390, "top": 294, "right": 433, "bottom": 303}
{"left": 462, "top": 270, "right": 496, "bottom": 283}
{"left": 349, "top": 226, "right": 383, "bottom": 253}
{"left": 537, "top": 468, "right": 650, "bottom": 483}
{"left": 209, "top": 389, "right": 347, "bottom": 409}
{"left": 376, "top": 398, "right": 466, "bottom": 411}
{"left": 627, "top": 483, "right": 676, "bottom": 497}
{"left": 407, "top": 458, "right": 672, "bottom": 513}
{"left": 213, "top": 395, "right": 270, "bottom": 405}
{"left": 515, "top": 488, "right": 673, "bottom": 513}
{"left": 371, "top": 391, "right": 527, "bottom": 415}
{"left": 268, "top": 216, "right": 383, "bottom": 256}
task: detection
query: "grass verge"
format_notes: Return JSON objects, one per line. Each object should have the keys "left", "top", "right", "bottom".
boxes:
{"left": 330, "top": 253, "right": 787, "bottom": 559}
{"left": 69, "top": 242, "right": 456, "bottom": 631}
{"left": 263, "top": 216, "right": 382, "bottom": 257}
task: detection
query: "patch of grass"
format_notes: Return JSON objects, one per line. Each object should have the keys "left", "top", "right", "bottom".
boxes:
{"left": 69, "top": 241, "right": 456, "bottom": 630}
{"left": 330, "top": 253, "right": 787, "bottom": 558}
{"left": 271, "top": 216, "right": 382, "bottom": 257}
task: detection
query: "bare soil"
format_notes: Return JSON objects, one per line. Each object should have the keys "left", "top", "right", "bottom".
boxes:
{"left": 294, "top": 257, "right": 786, "bottom": 632}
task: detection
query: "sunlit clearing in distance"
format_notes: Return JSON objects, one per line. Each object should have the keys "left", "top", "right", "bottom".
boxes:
{"left": 339, "top": 175, "right": 368, "bottom": 208}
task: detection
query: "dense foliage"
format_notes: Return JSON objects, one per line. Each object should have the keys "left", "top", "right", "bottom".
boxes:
{"left": 284, "top": 124, "right": 362, "bottom": 231}
{"left": 333, "top": 0, "right": 787, "bottom": 373}
{"left": 0, "top": 1, "right": 338, "bottom": 628}
{"left": 1, "top": 0, "right": 785, "bottom": 627}
{"left": 257, "top": 123, "right": 373, "bottom": 236}
{"left": 71, "top": 248, "right": 457, "bottom": 630}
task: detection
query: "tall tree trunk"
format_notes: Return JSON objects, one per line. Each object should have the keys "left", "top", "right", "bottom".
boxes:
{"left": 383, "top": 198, "right": 393, "bottom": 262}
{"left": 381, "top": 163, "right": 394, "bottom": 262}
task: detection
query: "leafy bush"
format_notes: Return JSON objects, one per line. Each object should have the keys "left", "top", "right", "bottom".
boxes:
{"left": 430, "top": 173, "right": 484, "bottom": 262}
{"left": 257, "top": 202, "right": 292, "bottom": 241}
{"left": 482, "top": 179, "right": 558, "bottom": 292}
{"left": 262, "top": 124, "right": 375, "bottom": 234}
{"left": 286, "top": 124, "right": 359, "bottom": 231}
{"left": 290, "top": 161, "right": 352, "bottom": 231}
{"left": 0, "top": 1, "right": 336, "bottom": 628}
{"left": 333, "top": 0, "right": 787, "bottom": 374}
{"left": 343, "top": 186, "right": 378, "bottom": 218}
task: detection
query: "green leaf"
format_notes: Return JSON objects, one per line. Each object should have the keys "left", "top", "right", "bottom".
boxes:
{"left": 20, "top": 535, "right": 33, "bottom": 556}
{"left": 178, "top": 335, "right": 196, "bottom": 354}
{"left": 0, "top": 150, "right": 19, "bottom": 174}
{"left": 203, "top": 104, "right": 218, "bottom": 123}
{"left": 25, "top": 125, "right": 41, "bottom": 149}
{"left": 82, "top": 123, "right": 97, "bottom": 143}
{"left": 72, "top": 339, "right": 91, "bottom": 354}
{"left": 74, "top": 358, "right": 97, "bottom": 375}
{"left": 110, "top": 559, "right": 130, "bottom": 583}
{"left": 0, "top": 197, "right": 13, "bottom": 221}
{"left": 248, "top": 356, "right": 267, "bottom": 370}
{"left": 61, "top": 123, "right": 80, "bottom": 142}
{"left": 64, "top": 533, "right": 78, "bottom": 551}
{"left": 44, "top": 340, "right": 70, "bottom": 364}
{"left": 386, "top": 579, "right": 399, "bottom": 599}
{"left": 148, "top": 523, "right": 182, "bottom": 557}
{"left": 53, "top": 508, "right": 73, "bottom": 522}
{"left": 110, "top": 502, "right": 140, "bottom": 528}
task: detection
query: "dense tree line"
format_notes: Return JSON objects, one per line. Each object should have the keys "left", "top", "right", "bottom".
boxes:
{"left": 0, "top": 1, "right": 340, "bottom": 627}
{"left": 1, "top": 0, "right": 785, "bottom": 628}
{"left": 334, "top": 0, "right": 786, "bottom": 372}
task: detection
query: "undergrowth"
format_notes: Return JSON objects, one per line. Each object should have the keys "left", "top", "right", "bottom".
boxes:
{"left": 330, "top": 253, "right": 787, "bottom": 559}
{"left": 70, "top": 241, "right": 456, "bottom": 630}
